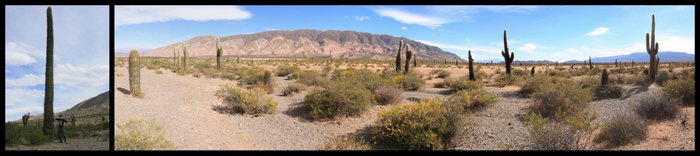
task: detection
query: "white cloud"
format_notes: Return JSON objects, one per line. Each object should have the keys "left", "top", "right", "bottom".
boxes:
{"left": 115, "top": 6, "right": 252, "bottom": 27}
{"left": 5, "top": 89, "right": 43, "bottom": 107}
{"left": 374, "top": 8, "right": 450, "bottom": 27}
{"left": 354, "top": 16, "right": 370, "bottom": 21}
{"left": 517, "top": 43, "right": 538, "bottom": 54}
{"left": 565, "top": 48, "right": 578, "bottom": 53}
{"left": 5, "top": 42, "right": 41, "bottom": 66}
{"left": 55, "top": 64, "right": 109, "bottom": 87}
{"left": 416, "top": 40, "right": 501, "bottom": 56}
{"left": 624, "top": 35, "right": 695, "bottom": 54}
{"left": 586, "top": 27, "right": 610, "bottom": 36}
{"left": 6, "top": 74, "right": 44, "bottom": 87}
{"left": 401, "top": 27, "right": 408, "bottom": 30}
{"left": 6, "top": 106, "right": 44, "bottom": 121}
{"left": 482, "top": 6, "right": 540, "bottom": 13}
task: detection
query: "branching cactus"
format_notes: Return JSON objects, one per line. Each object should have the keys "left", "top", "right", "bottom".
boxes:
{"left": 646, "top": 14, "right": 659, "bottom": 82}
{"left": 129, "top": 48, "right": 142, "bottom": 98}
{"left": 43, "top": 6, "right": 55, "bottom": 136}
{"left": 396, "top": 40, "right": 403, "bottom": 72}
{"left": 404, "top": 43, "right": 413, "bottom": 74}
{"left": 468, "top": 50, "right": 475, "bottom": 81}
{"left": 501, "top": 30, "right": 515, "bottom": 75}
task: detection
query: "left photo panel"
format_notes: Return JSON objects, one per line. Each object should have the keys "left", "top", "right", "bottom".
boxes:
{"left": 5, "top": 5, "right": 110, "bottom": 150}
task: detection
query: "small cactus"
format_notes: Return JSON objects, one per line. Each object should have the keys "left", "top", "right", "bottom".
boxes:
{"left": 601, "top": 68, "right": 609, "bottom": 87}
{"left": 589, "top": 56, "right": 593, "bottom": 69}
{"left": 216, "top": 37, "right": 223, "bottom": 70}
{"left": 129, "top": 49, "right": 142, "bottom": 97}
{"left": 413, "top": 52, "right": 417, "bottom": 67}
{"left": 182, "top": 45, "right": 188, "bottom": 72}
{"left": 468, "top": 50, "right": 475, "bottom": 81}
{"left": 404, "top": 43, "right": 413, "bottom": 74}
{"left": 530, "top": 66, "right": 535, "bottom": 77}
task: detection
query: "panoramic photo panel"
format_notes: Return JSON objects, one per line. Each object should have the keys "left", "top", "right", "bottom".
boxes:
{"left": 113, "top": 5, "right": 694, "bottom": 150}
{"left": 5, "top": 5, "right": 111, "bottom": 150}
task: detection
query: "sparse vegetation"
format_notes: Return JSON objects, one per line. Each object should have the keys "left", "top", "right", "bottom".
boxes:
{"left": 215, "top": 85, "right": 278, "bottom": 115}
{"left": 374, "top": 86, "right": 403, "bottom": 105}
{"left": 303, "top": 81, "right": 375, "bottom": 120}
{"left": 663, "top": 78, "right": 695, "bottom": 106}
{"left": 290, "top": 70, "right": 329, "bottom": 88}
{"left": 429, "top": 69, "right": 451, "bottom": 79}
{"left": 635, "top": 92, "right": 679, "bottom": 122}
{"left": 321, "top": 133, "right": 371, "bottom": 150}
{"left": 282, "top": 83, "right": 307, "bottom": 96}
{"left": 371, "top": 98, "right": 459, "bottom": 150}
{"left": 276, "top": 64, "right": 301, "bottom": 77}
{"left": 594, "top": 113, "right": 648, "bottom": 147}
{"left": 444, "top": 77, "right": 482, "bottom": 91}
{"left": 448, "top": 89, "right": 498, "bottom": 111}
{"left": 115, "top": 119, "right": 174, "bottom": 150}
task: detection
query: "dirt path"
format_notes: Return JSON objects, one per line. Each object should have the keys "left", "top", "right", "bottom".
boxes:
{"left": 115, "top": 67, "right": 263, "bottom": 150}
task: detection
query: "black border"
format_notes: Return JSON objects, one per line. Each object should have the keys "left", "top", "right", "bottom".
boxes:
{"left": 3, "top": 0, "right": 698, "bottom": 155}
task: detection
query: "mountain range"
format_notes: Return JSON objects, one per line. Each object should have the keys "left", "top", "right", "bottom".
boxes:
{"left": 139, "top": 29, "right": 464, "bottom": 61}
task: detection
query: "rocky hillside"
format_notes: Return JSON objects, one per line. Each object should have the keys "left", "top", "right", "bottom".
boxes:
{"left": 141, "top": 29, "right": 464, "bottom": 61}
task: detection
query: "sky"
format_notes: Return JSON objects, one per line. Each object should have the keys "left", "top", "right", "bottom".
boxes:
{"left": 5, "top": 6, "right": 110, "bottom": 121}
{"left": 115, "top": 5, "right": 694, "bottom": 61}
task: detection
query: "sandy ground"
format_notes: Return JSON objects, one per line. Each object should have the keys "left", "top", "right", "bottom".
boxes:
{"left": 114, "top": 63, "right": 694, "bottom": 150}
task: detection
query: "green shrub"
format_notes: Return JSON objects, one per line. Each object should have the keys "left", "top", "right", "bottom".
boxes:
{"left": 5, "top": 122, "right": 50, "bottom": 146}
{"left": 276, "top": 64, "right": 300, "bottom": 76}
{"left": 530, "top": 80, "right": 593, "bottom": 121}
{"left": 24, "top": 127, "right": 49, "bottom": 145}
{"left": 623, "top": 74, "right": 647, "bottom": 85}
{"left": 429, "top": 69, "right": 451, "bottom": 79}
{"left": 321, "top": 134, "right": 371, "bottom": 150}
{"left": 433, "top": 81, "right": 447, "bottom": 88}
{"left": 495, "top": 74, "right": 524, "bottom": 87}
{"left": 371, "top": 98, "right": 458, "bottom": 150}
{"left": 655, "top": 70, "right": 672, "bottom": 86}
{"left": 333, "top": 68, "right": 396, "bottom": 92}
{"left": 594, "top": 113, "right": 648, "bottom": 147}
{"left": 115, "top": 119, "right": 174, "bottom": 150}
{"left": 384, "top": 71, "right": 425, "bottom": 91}
{"left": 282, "top": 83, "right": 307, "bottom": 96}
{"left": 594, "top": 85, "right": 623, "bottom": 100}
{"left": 635, "top": 92, "right": 679, "bottom": 122}
{"left": 215, "top": 85, "right": 278, "bottom": 115}
{"left": 525, "top": 112, "right": 589, "bottom": 150}
{"left": 374, "top": 86, "right": 403, "bottom": 105}
{"left": 238, "top": 66, "right": 273, "bottom": 86}
{"left": 290, "top": 70, "right": 329, "bottom": 87}
{"left": 303, "top": 81, "right": 375, "bottom": 120}
{"left": 519, "top": 76, "right": 562, "bottom": 97}
{"left": 448, "top": 88, "right": 498, "bottom": 111}
{"left": 443, "top": 77, "right": 481, "bottom": 91}
{"left": 663, "top": 78, "right": 695, "bottom": 106}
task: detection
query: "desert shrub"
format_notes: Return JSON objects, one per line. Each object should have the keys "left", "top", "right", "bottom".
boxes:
{"left": 321, "top": 66, "right": 334, "bottom": 77}
{"left": 635, "top": 92, "right": 679, "bottom": 122}
{"left": 525, "top": 112, "right": 589, "bottom": 150}
{"left": 5, "top": 122, "right": 50, "bottom": 146}
{"left": 594, "top": 85, "right": 623, "bottom": 100}
{"left": 519, "top": 76, "right": 561, "bottom": 97}
{"left": 443, "top": 77, "right": 481, "bottom": 91}
{"left": 282, "top": 83, "right": 307, "bottom": 96}
{"left": 513, "top": 68, "right": 529, "bottom": 77}
{"left": 663, "top": 78, "right": 695, "bottom": 106}
{"left": 23, "top": 127, "right": 50, "bottom": 145}
{"left": 594, "top": 113, "right": 648, "bottom": 147}
{"left": 290, "top": 70, "right": 329, "bottom": 87}
{"left": 333, "top": 68, "right": 396, "bottom": 92}
{"left": 655, "top": 70, "right": 672, "bottom": 86}
{"left": 371, "top": 98, "right": 459, "bottom": 150}
{"left": 433, "top": 81, "right": 447, "bottom": 88}
{"left": 382, "top": 71, "right": 425, "bottom": 91}
{"left": 374, "top": 86, "right": 403, "bottom": 105}
{"left": 429, "top": 69, "right": 451, "bottom": 78}
{"left": 321, "top": 133, "right": 371, "bottom": 150}
{"left": 623, "top": 74, "right": 647, "bottom": 85}
{"left": 215, "top": 85, "right": 278, "bottom": 115}
{"left": 576, "top": 76, "right": 600, "bottom": 91}
{"left": 115, "top": 119, "right": 174, "bottom": 150}
{"left": 5, "top": 122, "right": 22, "bottom": 145}
{"left": 275, "top": 64, "right": 300, "bottom": 76}
{"left": 251, "top": 83, "right": 274, "bottom": 94}
{"left": 238, "top": 67, "right": 273, "bottom": 86}
{"left": 448, "top": 88, "right": 498, "bottom": 111}
{"left": 303, "top": 81, "right": 375, "bottom": 120}
{"left": 530, "top": 80, "right": 593, "bottom": 121}
{"left": 495, "top": 74, "right": 524, "bottom": 87}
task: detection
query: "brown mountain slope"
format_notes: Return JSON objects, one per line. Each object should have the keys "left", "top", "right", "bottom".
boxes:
{"left": 141, "top": 29, "right": 464, "bottom": 61}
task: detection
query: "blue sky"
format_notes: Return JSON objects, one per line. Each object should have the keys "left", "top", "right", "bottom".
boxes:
{"left": 5, "top": 6, "right": 110, "bottom": 121}
{"left": 116, "top": 6, "right": 694, "bottom": 61}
